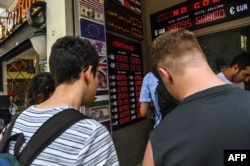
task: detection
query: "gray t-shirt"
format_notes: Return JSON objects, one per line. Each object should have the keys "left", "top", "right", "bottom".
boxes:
{"left": 150, "top": 85, "right": 250, "bottom": 166}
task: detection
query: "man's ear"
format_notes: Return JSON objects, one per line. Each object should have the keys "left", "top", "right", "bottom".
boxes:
{"left": 82, "top": 65, "right": 93, "bottom": 84}
{"left": 158, "top": 67, "right": 173, "bottom": 85}
{"left": 232, "top": 64, "right": 240, "bottom": 73}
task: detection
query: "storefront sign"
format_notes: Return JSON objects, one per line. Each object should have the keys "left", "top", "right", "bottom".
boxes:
{"left": 151, "top": 0, "right": 250, "bottom": 40}
{"left": 107, "top": 33, "right": 143, "bottom": 130}
{"left": 0, "top": 0, "right": 38, "bottom": 40}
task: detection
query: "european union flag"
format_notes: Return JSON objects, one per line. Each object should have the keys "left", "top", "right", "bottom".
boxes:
{"left": 80, "top": 19, "right": 106, "bottom": 42}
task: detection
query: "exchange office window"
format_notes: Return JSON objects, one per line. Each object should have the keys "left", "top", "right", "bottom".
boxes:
{"left": 198, "top": 25, "right": 250, "bottom": 90}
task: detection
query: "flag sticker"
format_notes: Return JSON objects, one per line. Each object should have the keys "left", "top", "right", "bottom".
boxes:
{"left": 80, "top": 19, "right": 106, "bottom": 42}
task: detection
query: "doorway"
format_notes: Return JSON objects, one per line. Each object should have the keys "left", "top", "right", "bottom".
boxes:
{"left": 6, "top": 49, "right": 38, "bottom": 111}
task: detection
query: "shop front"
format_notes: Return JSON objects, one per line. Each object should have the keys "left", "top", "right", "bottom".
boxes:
{"left": 150, "top": 0, "right": 250, "bottom": 89}
{"left": 0, "top": 0, "right": 46, "bottom": 112}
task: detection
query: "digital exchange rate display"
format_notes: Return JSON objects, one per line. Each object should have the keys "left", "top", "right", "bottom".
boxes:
{"left": 105, "top": 0, "right": 143, "bottom": 41}
{"left": 151, "top": 0, "right": 250, "bottom": 40}
{"left": 107, "top": 33, "right": 143, "bottom": 130}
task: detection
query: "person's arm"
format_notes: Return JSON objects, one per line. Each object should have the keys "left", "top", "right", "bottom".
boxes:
{"left": 140, "top": 102, "right": 150, "bottom": 117}
{"left": 143, "top": 140, "right": 155, "bottom": 166}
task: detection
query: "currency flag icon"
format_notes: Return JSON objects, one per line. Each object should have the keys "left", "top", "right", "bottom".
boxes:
{"left": 80, "top": 19, "right": 105, "bottom": 42}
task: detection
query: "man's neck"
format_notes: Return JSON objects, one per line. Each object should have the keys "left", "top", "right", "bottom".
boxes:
{"left": 222, "top": 69, "right": 233, "bottom": 82}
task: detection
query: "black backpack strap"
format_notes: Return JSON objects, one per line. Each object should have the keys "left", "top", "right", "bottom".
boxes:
{"left": 19, "top": 108, "right": 88, "bottom": 166}
{"left": 0, "top": 113, "right": 24, "bottom": 156}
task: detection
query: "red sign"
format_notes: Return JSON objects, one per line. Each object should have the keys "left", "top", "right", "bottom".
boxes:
{"left": 151, "top": 0, "right": 250, "bottom": 40}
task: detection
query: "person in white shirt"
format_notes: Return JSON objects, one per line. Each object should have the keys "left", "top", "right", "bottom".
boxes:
{"left": 217, "top": 52, "right": 250, "bottom": 89}
{"left": 8, "top": 95, "right": 18, "bottom": 118}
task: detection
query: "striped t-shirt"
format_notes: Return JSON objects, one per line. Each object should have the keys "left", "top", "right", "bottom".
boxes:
{"left": 9, "top": 106, "right": 119, "bottom": 166}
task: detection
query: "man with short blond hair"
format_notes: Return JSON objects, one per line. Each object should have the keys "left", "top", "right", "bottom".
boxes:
{"left": 143, "top": 29, "right": 250, "bottom": 166}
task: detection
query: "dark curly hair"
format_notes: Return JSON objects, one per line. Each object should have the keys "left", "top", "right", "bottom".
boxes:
{"left": 24, "top": 72, "right": 55, "bottom": 107}
{"left": 230, "top": 52, "right": 250, "bottom": 71}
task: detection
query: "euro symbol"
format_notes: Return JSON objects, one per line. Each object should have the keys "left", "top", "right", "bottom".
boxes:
{"left": 230, "top": 7, "right": 235, "bottom": 15}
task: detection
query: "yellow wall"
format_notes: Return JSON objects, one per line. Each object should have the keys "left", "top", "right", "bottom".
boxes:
{"left": 7, "top": 72, "right": 34, "bottom": 80}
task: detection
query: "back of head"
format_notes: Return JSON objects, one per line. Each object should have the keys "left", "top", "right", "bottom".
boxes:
{"left": 25, "top": 72, "right": 55, "bottom": 107}
{"left": 230, "top": 52, "right": 250, "bottom": 70}
{"left": 49, "top": 36, "right": 99, "bottom": 86}
{"left": 151, "top": 29, "right": 207, "bottom": 75}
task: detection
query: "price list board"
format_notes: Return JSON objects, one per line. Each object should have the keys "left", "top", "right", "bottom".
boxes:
{"left": 105, "top": 0, "right": 143, "bottom": 41}
{"left": 151, "top": 0, "right": 250, "bottom": 40}
{"left": 107, "top": 33, "right": 143, "bottom": 130}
